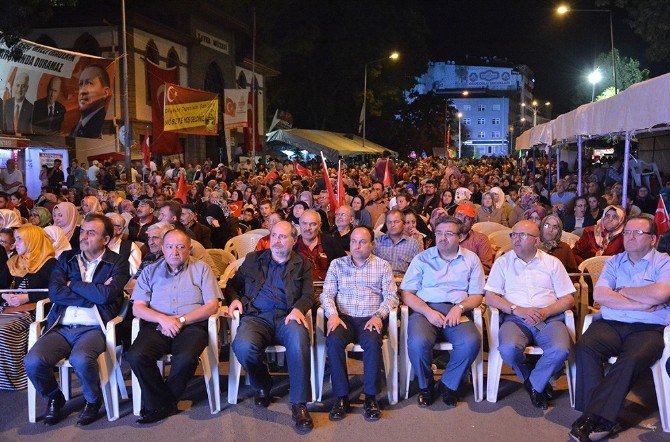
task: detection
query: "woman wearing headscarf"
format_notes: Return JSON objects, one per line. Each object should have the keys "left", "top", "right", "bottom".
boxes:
{"left": 475, "top": 192, "right": 507, "bottom": 225}
{"left": 29, "top": 207, "right": 52, "bottom": 228}
{"left": 0, "top": 225, "right": 57, "bottom": 390}
{"left": 524, "top": 204, "right": 548, "bottom": 229}
{"left": 0, "top": 209, "right": 22, "bottom": 229}
{"left": 538, "top": 214, "right": 578, "bottom": 273}
{"left": 80, "top": 195, "right": 103, "bottom": 217}
{"left": 572, "top": 205, "right": 625, "bottom": 265}
{"left": 43, "top": 225, "right": 72, "bottom": 259}
{"left": 206, "top": 192, "right": 237, "bottom": 248}
{"left": 52, "top": 202, "right": 80, "bottom": 249}
{"left": 439, "top": 189, "right": 458, "bottom": 215}
{"left": 489, "top": 186, "right": 513, "bottom": 226}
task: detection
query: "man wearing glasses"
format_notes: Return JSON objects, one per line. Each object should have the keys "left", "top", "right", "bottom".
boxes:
{"left": 571, "top": 216, "right": 670, "bottom": 442}
{"left": 400, "top": 216, "right": 485, "bottom": 407}
{"left": 485, "top": 220, "right": 575, "bottom": 409}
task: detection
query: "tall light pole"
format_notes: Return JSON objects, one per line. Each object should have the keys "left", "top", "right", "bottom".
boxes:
{"left": 457, "top": 112, "right": 463, "bottom": 158}
{"left": 362, "top": 51, "right": 399, "bottom": 147}
{"left": 521, "top": 100, "right": 551, "bottom": 126}
{"left": 588, "top": 68, "right": 602, "bottom": 102}
{"left": 557, "top": 5, "right": 617, "bottom": 94}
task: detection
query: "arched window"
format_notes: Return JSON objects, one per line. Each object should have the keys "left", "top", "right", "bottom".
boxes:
{"left": 204, "top": 62, "right": 225, "bottom": 162}
{"left": 167, "top": 48, "right": 180, "bottom": 82}
{"left": 145, "top": 41, "right": 160, "bottom": 104}
{"left": 35, "top": 34, "right": 58, "bottom": 48}
{"left": 73, "top": 33, "right": 101, "bottom": 57}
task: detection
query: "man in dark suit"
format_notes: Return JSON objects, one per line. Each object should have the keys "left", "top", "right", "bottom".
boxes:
{"left": 32, "top": 76, "right": 66, "bottom": 134}
{"left": 180, "top": 203, "right": 212, "bottom": 248}
{"left": 70, "top": 65, "right": 112, "bottom": 139}
{"left": 3, "top": 72, "right": 33, "bottom": 134}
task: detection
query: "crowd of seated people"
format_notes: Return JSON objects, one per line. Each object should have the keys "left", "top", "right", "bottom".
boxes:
{"left": 0, "top": 153, "right": 666, "bottom": 441}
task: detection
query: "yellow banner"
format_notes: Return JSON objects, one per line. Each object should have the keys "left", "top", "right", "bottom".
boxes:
{"left": 164, "top": 99, "right": 218, "bottom": 133}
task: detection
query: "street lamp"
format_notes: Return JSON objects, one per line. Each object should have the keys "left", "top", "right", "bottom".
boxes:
{"left": 557, "top": 5, "right": 617, "bottom": 94}
{"left": 521, "top": 100, "right": 551, "bottom": 126}
{"left": 588, "top": 68, "right": 602, "bottom": 102}
{"left": 457, "top": 112, "right": 463, "bottom": 159}
{"left": 362, "top": 51, "right": 400, "bottom": 147}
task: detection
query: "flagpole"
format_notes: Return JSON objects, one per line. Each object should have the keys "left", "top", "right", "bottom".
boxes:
{"left": 251, "top": 7, "right": 257, "bottom": 173}
{"left": 121, "top": 0, "right": 132, "bottom": 181}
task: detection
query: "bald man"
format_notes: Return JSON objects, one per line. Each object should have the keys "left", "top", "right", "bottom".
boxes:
{"left": 4, "top": 72, "right": 33, "bottom": 134}
{"left": 484, "top": 220, "right": 575, "bottom": 410}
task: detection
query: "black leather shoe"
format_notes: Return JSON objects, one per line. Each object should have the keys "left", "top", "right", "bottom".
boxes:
{"left": 136, "top": 403, "right": 177, "bottom": 424}
{"left": 43, "top": 391, "right": 66, "bottom": 425}
{"left": 291, "top": 403, "right": 314, "bottom": 433}
{"left": 417, "top": 388, "right": 434, "bottom": 408}
{"left": 363, "top": 396, "right": 381, "bottom": 421}
{"left": 569, "top": 415, "right": 599, "bottom": 442}
{"left": 543, "top": 384, "right": 555, "bottom": 401}
{"left": 329, "top": 396, "right": 350, "bottom": 421}
{"left": 254, "top": 388, "right": 272, "bottom": 408}
{"left": 77, "top": 399, "right": 102, "bottom": 426}
{"left": 440, "top": 384, "right": 459, "bottom": 407}
{"left": 524, "top": 379, "right": 548, "bottom": 410}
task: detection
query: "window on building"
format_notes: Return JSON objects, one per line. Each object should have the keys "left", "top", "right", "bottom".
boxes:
{"left": 492, "top": 118, "right": 500, "bottom": 125}
{"left": 478, "top": 131, "right": 486, "bottom": 138}
{"left": 463, "top": 118, "right": 471, "bottom": 125}
{"left": 73, "top": 33, "right": 101, "bottom": 57}
{"left": 463, "top": 105, "right": 472, "bottom": 111}
{"left": 478, "top": 105, "right": 486, "bottom": 112}
{"left": 477, "top": 118, "right": 485, "bottom": 125}
{"left": 492, "top": 131, "right": 501, "bottom": 138}
{"left": 167, "top": 48, "right": 180, "bottom": 83}
{"left": 145, "top": 41, "right": 160, "bottom": 104}
{"left": 492, "top": 104, "right": 501, "bottom": 111}
{"left": 488, "top": 146, "right": 493, "bottom": 154}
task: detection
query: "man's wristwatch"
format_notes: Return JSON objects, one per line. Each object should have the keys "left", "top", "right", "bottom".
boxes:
{"left": 373, "top": 312, "right": 384, "bottom": 320}
{"left": 457, "top": 304, "right": 465, "bottom": 312}
{"left": 510, "top": 305, "right": 518, "bottom": 315}
{"left": 178, "top": 316, "right": 186, "bottom": 325}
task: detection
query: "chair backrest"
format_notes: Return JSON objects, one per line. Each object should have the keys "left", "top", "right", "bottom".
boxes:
{"left": 373, "top": 213, "right": 387, "bottom": 230}
{"left": 561, "top": 231, "right": 581, "bottom": 248}
{"left": 206, "top": 248, "right": 236, "bottom": 276}
{"left": 224, "top": 232, "right": 265, "bottom": 259}
{"left": 219, "top": 257, "right": 246, "bottom": 289}
{"left": 472, "top": 221, "right": 509, "bottom": 236}
{"left": 578, "top": 256, "right": 611, "bottom": 286}
{"left": 247, "top": 228, "right": 270, "bottom": 236}
{"left": 488, "top": 229, "right": 513, "bottom": 252}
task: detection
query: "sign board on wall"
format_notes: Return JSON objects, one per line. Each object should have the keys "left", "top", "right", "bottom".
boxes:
{"left": 196, "top": 30, "right": 230, "bottom": 55}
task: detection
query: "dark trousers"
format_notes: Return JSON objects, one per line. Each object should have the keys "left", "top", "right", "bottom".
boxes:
{"left": 575, "top": 319, "right": 664, "bottom": 422}
{"left": 326, "top": 315, "right": 384, "bottom": 397}
{"left": 231, "top": 312, "right": 311, "bottom": 404}
{"left": 24, "top": 325, "right": 106, "bottom": 403}
{"left": 125, "top": 322, "right": 208, "bottom": 411}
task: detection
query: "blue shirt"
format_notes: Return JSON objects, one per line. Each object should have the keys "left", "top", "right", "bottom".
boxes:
{"left": 400, "top": 246, "right": 485, "bottom": 304}
{"left": 597, "top": 248, "right": 670, "bottom": 325}
{"left": 373, "top": 234, "right": 421, "bottom": 276}
{"left": 253, "top": 258, "right": 288, "bottom": 312}
{"left": 550, "top": 191, "right": 576, "bottom": 206}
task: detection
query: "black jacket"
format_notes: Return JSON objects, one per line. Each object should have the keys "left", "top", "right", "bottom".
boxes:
{"left": 185, "top": 221, "right": 212, "bottom": 249}
{"left": 225, "top": 249, "right": 314, "bottom": 314}
{"left": 45, "top": 248, "right": 130, "bottom": 331}
{"left": 562, "top": 213, "right": 596, "bottom": 232}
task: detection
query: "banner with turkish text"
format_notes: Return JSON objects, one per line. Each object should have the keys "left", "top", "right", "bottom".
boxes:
{"left": 223, "top": 89, "right": 249, "bottom": 129}
{"left": 145, "top": 59, "right": 179, "bottom": 154}
{"left": 0, "top": 38, "right": 115, "bottom": 138}
{"left": 163, "top": 82, "right": 218, "bottom": 135}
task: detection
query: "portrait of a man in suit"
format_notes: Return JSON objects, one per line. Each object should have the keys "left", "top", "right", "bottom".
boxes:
{"left": 3, "top": 72, "right": 33, "bottom": 134}
{"left": 33, "top": 76, "right": 66, "bottom": 135}
{"left": 70, "top": 65, "right": 112, "bottom": 139}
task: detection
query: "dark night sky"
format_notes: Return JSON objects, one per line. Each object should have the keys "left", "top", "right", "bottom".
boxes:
{"left": 419, "top": 0, "right": 670, "bottom": 115}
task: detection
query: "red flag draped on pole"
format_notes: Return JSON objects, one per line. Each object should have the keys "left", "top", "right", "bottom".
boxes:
{"left": 382, "top": 158, "right": 392, "bottom": 187}
{"left": 141, "top": 127, "right": 151, "bottom": 168}
{"left": 446, "top": 125, "right": 451, "bottom": 147}
{"left": 293, "top": 160, "right": 312, "bottom": 177}
{"left": 145, "top": 59, "right": 179, "bottom": 154}
{"left": 228, "top": 201, "right": 243, "bottom": 218}
{"left": 655, "top": 196, "right": 669, "bottom": 235}
{"left": 337, "top": 160, "right": 345, "bottom": 207}
{"left": 174, "top": 174, "right": 189, "bottom": 203}
{"left": 320, "top": 152, "right": 338, "bottom": 212}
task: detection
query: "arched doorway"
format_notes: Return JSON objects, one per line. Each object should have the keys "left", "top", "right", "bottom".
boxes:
{"left": 203, "top": 62, "right": 225, "bottom": 164}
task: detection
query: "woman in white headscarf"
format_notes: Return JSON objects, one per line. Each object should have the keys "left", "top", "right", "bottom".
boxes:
{"left": 43, "top": 225, "right": 73, "bottom": 259}
{"left": 489, "top": 186, "right": 512, "bottom": 226}
{"left": 0, "top": 209, "right": 22, "bottom": 229}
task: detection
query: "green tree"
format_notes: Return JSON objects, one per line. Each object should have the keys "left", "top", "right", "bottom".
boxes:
{"left": 572, "top": 49, "right": 649, "bottom": 106}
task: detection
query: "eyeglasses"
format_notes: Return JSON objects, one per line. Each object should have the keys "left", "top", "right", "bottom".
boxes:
{"left": 509, "top": 232, "right": 538, "bottom": 240}
{"left": 622, "top": 229, "right": 653, "bottom": 237}
{"left": 435, "top": 231, "right": 458, "bottom": 238}
{"left": 543, "top": 223, "right": 559, "bottom": 230}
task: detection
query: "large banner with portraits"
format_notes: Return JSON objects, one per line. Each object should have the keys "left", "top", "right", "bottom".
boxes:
{"left": 0, "top": 38, "right": 115, "bottom": 139}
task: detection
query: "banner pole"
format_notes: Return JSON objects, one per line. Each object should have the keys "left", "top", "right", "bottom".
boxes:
{"left": 251, "top": 7, "right": 257, "bottom": 173}
{"left": 121, "top": 0, "right": 132, "bottom": 181}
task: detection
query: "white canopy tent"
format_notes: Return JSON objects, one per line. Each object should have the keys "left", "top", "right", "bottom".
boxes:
{"left": 516, "top": 72, "right": 670, "bottom": 206}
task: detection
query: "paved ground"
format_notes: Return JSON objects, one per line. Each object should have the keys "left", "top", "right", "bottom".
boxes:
{"left": 1, "top": 358, "right": 668, "bottom": 441}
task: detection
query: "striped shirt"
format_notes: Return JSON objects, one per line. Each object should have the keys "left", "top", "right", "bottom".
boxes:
{"left": 321, "top": 254, "right": 399, "bottom": 319}
{"left": 373, "top": 234, "right": 421, "bottom": 276}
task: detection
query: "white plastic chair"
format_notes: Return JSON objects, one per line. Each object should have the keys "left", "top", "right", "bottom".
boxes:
{"left": 315, "top": 307, "right": 398, "bottom": 405}
{"left": 472, "top": 221, "right": 509, "bottom": 236}
{"left": 130, "top": 307, "right": 228, "bottom": 416}
{"left": 485, "top": 307, "right": 577, "bottom": 407}
{"left": 246, "top": 229, "right": 270, "bottom": 236}
{"left": 561, "top": 231, "right": 581, "bottom": 248}
{"left": 27, "top": 296, "right": 129, "bottom": 423}
{"left": 206, "top": 249, "right": 236, "bottom": 278}
{"left": 224, "top": 232, "right": 266, "bottom": 259}
{"left": 399, "top": 305, "right": 483, "bottom": 402}
{"left": 488, "top": 229, "right": 513, "bottom": 252}
{"left": 582, "top": 313, "right": 670, "bottom": 432}
{"left": 576, "top": 256, "right": 611, "bottom": 329}
{"left": 227, "top": 309, "right": 317, "bottom": 404}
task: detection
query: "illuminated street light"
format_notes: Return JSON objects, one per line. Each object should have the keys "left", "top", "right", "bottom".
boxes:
{"left": 362, "top": 51, "right": 400, "bottom": 147}
{"left": 588, "top": 68, "right": 602, "bottom": 102}
{"left": 462, "top": 90, "right": 469, "bottom": 96}
{"left": 521, "top": 100, "right": 551, "bottom": 126}
{"left": 556, "top": 5, "right": 569, "bottom": 14}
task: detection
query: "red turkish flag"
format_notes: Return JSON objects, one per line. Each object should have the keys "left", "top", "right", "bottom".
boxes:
{"left": 382, "top": 158, "right": 392, "bottom": 187}
{"left": 293, "top": 160, "right": 312, "bottom": 177}
{"left": 228, "top": 201, "right": 243, "bottom": 218}
{"left": 146, "top": 59, "right": 180, "bottom": 154}
{"left": 655, "top": 196, "right": 669, "bottom": 236}
{"left": 174, "top": 174, "right": 189, "bottom": 203}
{"left": 321, "top": 153, "right": 338, "bottom": 212}
{"left": 337, "top": 160, "right": 345, "bottom": 207}
{"left": 141, "top": 127, "right": 151, "bottom": 168}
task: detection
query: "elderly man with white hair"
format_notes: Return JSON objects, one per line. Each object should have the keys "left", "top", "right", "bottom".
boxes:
{"left": 106, "top": 212, "right": 142, "bottom": 276}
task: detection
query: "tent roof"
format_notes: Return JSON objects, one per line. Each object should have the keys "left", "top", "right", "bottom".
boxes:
{"left": 266, "top": 129, "right": 396, "bottom": 162}
{"left": 516, "top": 72, "right": 670, "bottom": 150}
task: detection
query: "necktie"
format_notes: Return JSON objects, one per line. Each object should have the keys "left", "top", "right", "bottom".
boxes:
{"left": 14, "top": 104, "right": 19, "bottom": 133}
{"left": 49, "top": 105, "right": 53, "bottom": 117}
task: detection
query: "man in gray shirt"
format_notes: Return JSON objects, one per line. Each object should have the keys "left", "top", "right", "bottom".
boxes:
{"left": 126, "top": 229, "right": 220, "bottom": 424}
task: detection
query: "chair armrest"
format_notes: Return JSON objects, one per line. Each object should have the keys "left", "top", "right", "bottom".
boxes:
{"left": 665, "top": 325, "right": 670, "bottom": 348}
{"left": 27, "top": 321, "right": 43, "bottom": 349}
{"left": 581, "top": 312, "right": 602, "bottom": 335}
{"left": 230, "top": 310, "right": 240, "bottom": 341}
{"left": 388, "top": 307, "right": 398, "bottom": 340}
{"left": 488, "top": 306, "right": 500, "bottom": 350}
{"left": 564, "top": 310, "right": 576, "bottom": 343}
{"left": 35, "top": 298, "right": 51, "bottom": 322}
{"left": 131, "top": 317, "right": 140, "bottom": 343}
